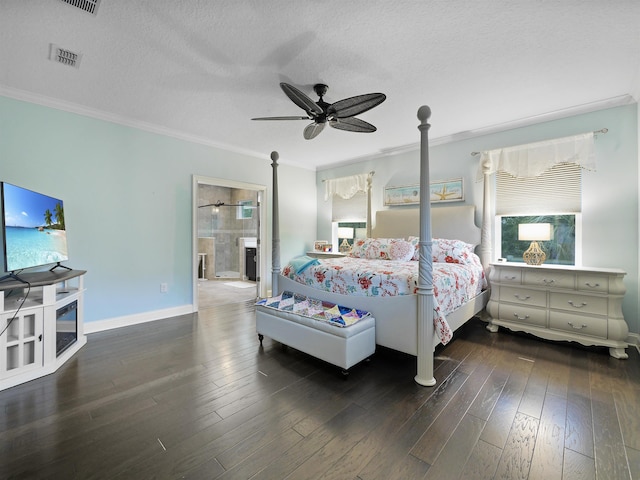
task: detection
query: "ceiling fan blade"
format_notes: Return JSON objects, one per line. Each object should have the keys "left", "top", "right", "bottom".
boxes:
{"left": 252, "top": 116, "right": 309, "bottom": 121}
{"left": 303, "top": 122, "right": 325, "bottom": 140}
{"left": 328, "top": 93, "right": 386, "bottom": 118}
{"left": 280, "top": 83, "right": 323, "bottom": 116}
{"left": 329, "top": 117, "right": 377, "bottom": 133}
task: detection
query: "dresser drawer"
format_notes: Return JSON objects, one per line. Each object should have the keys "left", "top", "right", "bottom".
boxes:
{"left": 494, "top": 268, "right": 522, "bottom": 284}
{"left": 499, "top": 286, "right": 546, "bottom": 307}
{"left": 550, "top": 292, "right": 607, "bottom": 316}
{"left": 498, "top": 304, "right": 546, "bottom": 327}
{"left": 577, "top": 274, "right": 609, "bottom": 294}
{"left": 549, "top": 311, "right": 607, "bottom": 338}
{"left": 523, "top": 270, "right": 575, "bottom": 289}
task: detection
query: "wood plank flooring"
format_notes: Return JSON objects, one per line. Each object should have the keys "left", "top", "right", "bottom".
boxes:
{"left": 1, "top": 300, "right": 639, "bottom": 479}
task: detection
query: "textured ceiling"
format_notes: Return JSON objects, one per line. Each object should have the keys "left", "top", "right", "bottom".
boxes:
{"left": 1, "top": 1, "right": 639, "bottom": 170}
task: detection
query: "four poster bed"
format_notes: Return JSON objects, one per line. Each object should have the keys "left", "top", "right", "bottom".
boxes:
{"left": 262, "top": 106, "right": 493, "bottom": 385}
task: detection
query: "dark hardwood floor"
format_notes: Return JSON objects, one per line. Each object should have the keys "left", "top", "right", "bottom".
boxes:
{"left": 1, "top": 300, "right": 639, "bottom": 479}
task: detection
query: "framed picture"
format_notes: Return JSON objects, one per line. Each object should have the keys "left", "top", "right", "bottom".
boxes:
{"left": 314, "top": 240, "right": 328, "bottom": 251}
{"left": 383, "top": 178, "right": 464, "bottom": 206}
{"left": 383, "top": 184, "right": 420, "bottom": 206}
{"left": 430, "top": 178, "right": 464, "bottom": 203}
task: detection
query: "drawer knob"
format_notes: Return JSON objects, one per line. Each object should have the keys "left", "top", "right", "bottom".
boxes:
{"left": 567, "top": 322, "right": 587, "bottom": 330}
{"left": 568, "top": 300, "right": 588, "bottom": 308}
{"left": 514, "top": 294, "right": 531, "bottom": 301}
{"left": 584, "top": 282, "right": 600, "bottom": 288}
{"left": 513, "top": 313, "right": 530, "bottom": 321}
{"left": 542, "top": 278, "right": 555, "bottom": 285}
{"left": 504, "top": 275, "right": 517, "bottom": 280}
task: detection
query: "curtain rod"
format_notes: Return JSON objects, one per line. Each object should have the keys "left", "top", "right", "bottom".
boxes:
{"left": 322, "top": 171, "right": 375, "bottom": 182}
{"left": 470, "top": 128, "right": 608, "bottom": 156}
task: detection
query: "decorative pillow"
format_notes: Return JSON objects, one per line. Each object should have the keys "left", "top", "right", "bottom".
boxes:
{"left": 349, "top": 238, "right": 415, "bottom": 261}
{"left": 407, "top": 236, "right": 420, "bottom": 261}
{"left": 433, "top": 238, "right": 476, "bottom": 264}
{"left": 406, "top": 236, "right": 476, "bottom": 264}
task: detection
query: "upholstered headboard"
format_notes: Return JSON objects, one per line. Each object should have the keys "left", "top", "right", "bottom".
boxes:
{"left": 371, "top": 205, "right": 481, "bottom": 247}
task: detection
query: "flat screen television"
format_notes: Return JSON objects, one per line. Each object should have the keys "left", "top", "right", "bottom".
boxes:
{"left": 1, "top": 182, "right": 69, "bottom": 274}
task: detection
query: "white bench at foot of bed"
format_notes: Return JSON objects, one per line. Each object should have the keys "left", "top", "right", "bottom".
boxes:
{"left": 255, "top": 305, "right": 376, "bottom": 373}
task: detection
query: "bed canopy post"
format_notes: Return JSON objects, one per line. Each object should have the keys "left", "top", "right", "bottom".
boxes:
{"left": 271, "top": 151, "right": 281, "bottom": 296}
{"left": 415, "top": 106, "right": 436, "bottom": 387}
{"left": 480, "top": 157, "right": 493, "bottom": 269}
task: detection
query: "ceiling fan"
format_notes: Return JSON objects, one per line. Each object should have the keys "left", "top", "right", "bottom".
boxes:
{"left": 252, "top": 82, "right": 386, "bottom": 140}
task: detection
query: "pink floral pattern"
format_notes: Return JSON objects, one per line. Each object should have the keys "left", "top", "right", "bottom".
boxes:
{"left": 282, "top": 255, "right": 486, "bottom": 344}
{"left": 407, "top": 237, "right": 478, "bottom": 265}
{"left": 349, "top": 238, "right": 415, "bottom": 261}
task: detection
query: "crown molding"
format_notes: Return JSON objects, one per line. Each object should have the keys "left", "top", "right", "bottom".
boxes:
{"left": 0, "top": 85, "right": 271, "bottom": 161}
{"left": 317, "top": 94, "right": 636, "bottom": 171}
{"left": 2, "top": 85, "right": 632, "bottom": 174}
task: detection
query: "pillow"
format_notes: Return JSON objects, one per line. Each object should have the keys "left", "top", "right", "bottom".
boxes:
{"left": 407, "top": 236, "right": 477, "bottom": 264}
{"left": 349, "top": 238, "right": 415, "bottom": 261}
{"left": 407, "top": 236, "right": 420, "bottom": 261}
{"left": 288, "top": 255, "right": 320, "bottom": 274}
{"left": 433, "top": 238, "right": 476, "bottom": 264}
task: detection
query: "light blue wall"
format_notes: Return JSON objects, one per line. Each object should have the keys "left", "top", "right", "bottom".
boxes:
{"left": 317, "top": 104, "right": 639, "bottom": 336}
{"left": 0, "top": 96, "right": 317, "bottom": 324}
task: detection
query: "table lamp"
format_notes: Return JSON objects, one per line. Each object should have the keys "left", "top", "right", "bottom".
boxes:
{"left": 338, "top": 227, "right": 354, "bottom": 253}
{"left": 518, "top": 223, "right": 551, "bottom": 265}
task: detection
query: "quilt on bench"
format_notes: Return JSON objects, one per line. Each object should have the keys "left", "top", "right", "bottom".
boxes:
{"left": 256, "top": 290, "right": 371, "bottom": 327}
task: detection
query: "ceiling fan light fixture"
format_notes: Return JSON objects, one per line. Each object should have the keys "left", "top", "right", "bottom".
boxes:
{"left": 252, "top": 82, "right": 386, "bottom": 139}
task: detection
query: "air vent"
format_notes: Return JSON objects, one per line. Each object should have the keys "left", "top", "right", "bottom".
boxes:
{"left": 58, "top": 0, "right": 101, "bottom": 15}
{"left": 50, "top": 44, "right": 82, "bottom": 69}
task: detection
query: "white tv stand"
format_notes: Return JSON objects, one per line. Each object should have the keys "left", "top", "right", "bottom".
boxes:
{"left": 0, "top": 269, "right": 86, "bottom": 391}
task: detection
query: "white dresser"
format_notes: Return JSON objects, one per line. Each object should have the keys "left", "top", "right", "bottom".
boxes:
{"left": 486, "top": 262, "right": 629, "bottom": 358}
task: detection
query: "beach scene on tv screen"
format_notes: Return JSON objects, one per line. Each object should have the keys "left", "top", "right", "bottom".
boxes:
{"left": 3, "top": 183, "right": 68, "bottom": 271}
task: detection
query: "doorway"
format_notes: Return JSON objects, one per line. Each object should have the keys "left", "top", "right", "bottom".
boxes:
{"left": 192, "top": 176, "right": 267, "bottom": 310}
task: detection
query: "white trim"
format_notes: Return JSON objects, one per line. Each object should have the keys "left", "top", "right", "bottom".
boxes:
{"left": 84, "top": 305, "right": 193, "bottom": 334}
{"left": 627, "top": 332, "right": 640, "bottom": 353}
{"left": 317, "top": 94, "right": 635, "bottom": 172}
{"left": 0, "top": 85, "right": 264, "bottom": 160}
{"left": 192, "top": 175, "right": 268, "bottom": 311}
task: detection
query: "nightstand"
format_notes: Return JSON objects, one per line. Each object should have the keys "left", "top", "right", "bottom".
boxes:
{"left": 486, "top": 262, "right": 629, "bottom": 359}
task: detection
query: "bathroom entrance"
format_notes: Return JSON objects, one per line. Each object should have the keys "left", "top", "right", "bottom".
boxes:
{"left": 193, "top": 176, "right": 267, "bottom": 309}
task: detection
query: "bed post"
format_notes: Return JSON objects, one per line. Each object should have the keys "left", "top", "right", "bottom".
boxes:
{"left": 415, "top": 106, "right": 436, "bottom": 387}
{"left": 271, "top": 151, "right": 280, "bottom": 296}
{"left": 480, "top": 157, "right": 492, "bottom": 269}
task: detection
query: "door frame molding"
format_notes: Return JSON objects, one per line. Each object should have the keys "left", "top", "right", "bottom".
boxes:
{"left": 192, "top": 175, "right": 267, "bottom": 311}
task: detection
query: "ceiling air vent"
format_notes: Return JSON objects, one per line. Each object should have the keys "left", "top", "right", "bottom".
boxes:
{"left": 58, "top": 0, "right": 101, "bottom": 15}
{"left": 50, "top": 44, "right": 82, "bottom": 69}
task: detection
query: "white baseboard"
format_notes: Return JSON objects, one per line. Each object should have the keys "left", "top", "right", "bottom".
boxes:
{"left": 84, "top": 304, "right": 194, "bottom": 334}
{"left": 627, "top": 333, "right": 640, "bottom": 353}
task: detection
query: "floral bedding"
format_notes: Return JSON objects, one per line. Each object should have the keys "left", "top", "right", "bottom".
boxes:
{"left": 282, "top": 254, "right": 486, "bottom": 344}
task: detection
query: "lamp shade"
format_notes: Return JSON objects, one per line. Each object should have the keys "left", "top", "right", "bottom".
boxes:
{"left": 518, "top": 223, "right": 551, "bottom": 241}
{"left": 337, "top": 227, "right": 354, "bottom": 239}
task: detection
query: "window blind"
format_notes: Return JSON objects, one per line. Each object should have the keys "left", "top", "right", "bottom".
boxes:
{"left": 332, "top": 191, "right": 368, "bottom": 222}
{"left": 496, "top": 162, "right": 581, "bottom": 215}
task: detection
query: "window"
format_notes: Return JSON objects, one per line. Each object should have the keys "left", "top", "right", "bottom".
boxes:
{"left": 495, "top": 163, "right": 582, "bottom": 265}
{"left": 332, "top": 193, "right": 367, "bottom": 251}
{"left": 499, "top": 214, "right": 579, "bottom": 265}
{"left": 326, "top": 173, "right": 373, "bottom": 250}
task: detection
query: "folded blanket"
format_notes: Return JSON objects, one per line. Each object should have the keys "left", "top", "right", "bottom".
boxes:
{"left": 256, "top": 290, "right": 371, "bottom": 327}
{"left": 288, "top": 255, "right": 320, "bottom": 274}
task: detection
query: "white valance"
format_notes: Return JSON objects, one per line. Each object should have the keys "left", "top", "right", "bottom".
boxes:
{"left": 477, "top": 132, "right": 596, "bottom": 181}
{"left": 324, "top": 172, "right": 372, "bottom": 200}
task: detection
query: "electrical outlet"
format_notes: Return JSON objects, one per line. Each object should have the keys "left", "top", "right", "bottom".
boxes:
{"left": 160, "top": 283, "right": 168, "bottom": 293}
